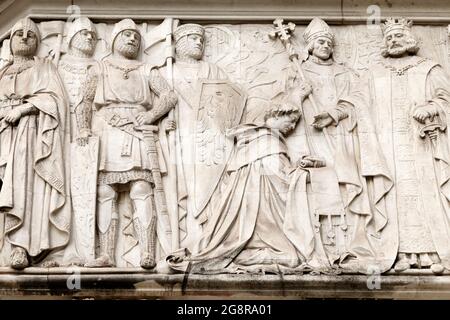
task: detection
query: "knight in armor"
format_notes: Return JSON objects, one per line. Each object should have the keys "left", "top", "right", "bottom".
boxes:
{"left": 85, "top": 19, "right": 177, "bottom": 269}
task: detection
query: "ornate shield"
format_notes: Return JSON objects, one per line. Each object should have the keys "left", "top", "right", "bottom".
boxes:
{"left": 193, "top": 80, "right": 247, "bottom": 217}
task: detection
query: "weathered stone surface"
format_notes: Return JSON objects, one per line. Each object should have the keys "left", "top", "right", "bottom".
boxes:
{"left": 0, "top": 0, "right": 450, "bottom": 299}
{"left": 1, "top": 268, "right": 450, "bottom": 299}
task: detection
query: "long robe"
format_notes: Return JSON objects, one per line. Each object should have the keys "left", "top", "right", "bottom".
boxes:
{"left": 0, "top": 57, "right": 71, "bottom": 259}
{"left": 160, "top": 61, "right": 228, "bottom": 252}
{"left": 340, "top": 55, "right": 450, "bottom": 271}
{"left": 167, "top": 124, "right": 303, "bottom": 274}
{"left": 286, "top": 59, "right": 393, "bottom": 273}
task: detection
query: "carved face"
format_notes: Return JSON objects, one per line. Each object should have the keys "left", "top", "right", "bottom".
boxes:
{"left": 266, "top": 114, "right": 297, "bottom": 135}
{"left": 176, "top": 34, "right": 204, "bottom": 60}
{"left": 311, "top": 36, "right": 333, "bottom": 60}
{"left": 10, "top": 29, "right": 38, "bottom": 57}
{"left": 114, "top": 29, "right": 140, "bottom": 59}
{"left": 71, "top": 29, "right": 97, "bottom": 56}
{"left": 384, "top": 30, "right": 409, "bottom": 57}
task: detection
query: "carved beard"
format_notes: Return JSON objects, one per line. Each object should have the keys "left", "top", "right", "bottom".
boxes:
{"left": 115, "top": 42, "right": 139, "bottom": 59}
{"left": 176, "top": 38, "right": 203, "bottom": 60}
{"left": 387, "top": 45, "right": 408, "bottom": 57}
{"left": 70, "top": 35, "right": 96, "bottom": 56}
{"left": 11, "top": 42, "right": 36, "bottom": 57}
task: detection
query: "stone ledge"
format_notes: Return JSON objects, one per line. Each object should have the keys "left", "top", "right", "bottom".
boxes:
{"left": 1, "top": 268, "right": 450, "bottom": 299}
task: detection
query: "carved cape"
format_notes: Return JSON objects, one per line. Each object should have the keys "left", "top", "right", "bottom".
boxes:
{"left": 0, "top": 57, "right": 71, "bottom": 258}
{"left": 160, "top": 60, "right": 228, "bottom": 252}
{"left": 287, "top": 59, "right": 393, "bottom": 273}
{"left": 167, "top": 124, "right": 304, "bottom": 273}
{"left": 340, "top": 57, "right": 450, "bottom": 271}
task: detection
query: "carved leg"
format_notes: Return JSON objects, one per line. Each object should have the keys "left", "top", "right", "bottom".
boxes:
{"left": 10, "top": 247, "right": 29, "bottom": 269}
{"left": 85, "top": 185, "right": 118, "bottom": 268}
{"left": 130, "top": 180, "right": 156, "bottom": 269}
{"left": 85, "top": 219, "right": 118, "bottom": 267}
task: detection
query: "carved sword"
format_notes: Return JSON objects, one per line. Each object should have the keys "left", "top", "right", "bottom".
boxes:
{"left": 134, "top": 125, "right": 169, "bottom": 250}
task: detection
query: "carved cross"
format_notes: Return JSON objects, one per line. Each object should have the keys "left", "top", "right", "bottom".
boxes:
{"left": 268, "top": 18, "right": 296, "bottom": 44}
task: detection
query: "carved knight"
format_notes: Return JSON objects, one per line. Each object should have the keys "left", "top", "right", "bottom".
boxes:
{"left": 162, "top": 23, "right": 231, "bottom": 252}
{"left": 85, "top": 19, "right": 177, "bottom": 269}
{"left": 58, "top": 16, "right": 97, "bottom": 145}
{"left": 57, "top": 17, "right": 99, "bottom": 266}
{"left": 338, "top": 18, "right": 450, "bottom": 274}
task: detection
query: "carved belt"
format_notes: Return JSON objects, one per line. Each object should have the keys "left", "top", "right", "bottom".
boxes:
{"left": 100, "top": 110, "right": 144, "bottom": 156}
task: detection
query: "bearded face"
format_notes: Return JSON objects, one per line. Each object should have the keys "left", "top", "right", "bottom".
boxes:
{"left": 175, "top": 34, "right": 204, "bottom": 60}
{"left": 383, "top": 30, "right": 419, "bottom": 57}
{"left": 113, "top": 30, "right": 140, "bottom": 59}
{"left": 10, "top": 30, "right": 38, "bottom": 57}
{"left": 70, "top": 30, "right": 97, "bottom": 56}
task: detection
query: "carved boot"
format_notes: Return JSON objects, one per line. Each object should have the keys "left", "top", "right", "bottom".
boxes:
{"left": 134, "top": 217, "right": 156, "bottom": 269}
{"left": 10, "top": 247, "right": 29, "bottom": 270}
{"left": 85, "top": 219, "right": 117, "bottom": 268}
{"left": 431, "top": 263, "right": 445, "bottom": 275}
{"left": 394, "top": 253, "right": 410, "bottom": 272}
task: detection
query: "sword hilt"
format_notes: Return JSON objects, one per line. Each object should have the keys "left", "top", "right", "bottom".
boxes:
{"left": 419, "top": 118, "right": 446, "bottom": 140}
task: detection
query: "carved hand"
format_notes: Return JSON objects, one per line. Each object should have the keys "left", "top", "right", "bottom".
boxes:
{"left": 413, "top": 104, "right": 438, "bottom": 124}
{"left": 312, "top": 112, "right": 334, "bottom": 129}
{"left": 165, "top": 120, "right": 177, "bottom": 132}
{"left": 4, "top": 108, "right": 22, "bottom": 124}
{"left": 297, "top": 155, "right": 326, "bottom": 168}
{"left": 136, "top": 112, "right": 154, "bottom": 125}
{"left": 77, "top": 129, "right": 92, "bottom": 147}
{"left": 297, "top": 82, "right": 313, "bottom": 101}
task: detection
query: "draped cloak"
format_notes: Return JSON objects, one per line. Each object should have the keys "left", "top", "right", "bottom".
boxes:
{"left": 0, "top": 57, "right": 71, "bottom": 258}
{"left": 286, "top": 59, "right": 393, "bottom": 273}
{"left": 167, "top": 124, "right": 304, "bottom": 274}
{"left": 339, "top": 56, "right": 450, "bottom": 271}
{"left": 160, "top": 61, "right": 228, "bottom": 252}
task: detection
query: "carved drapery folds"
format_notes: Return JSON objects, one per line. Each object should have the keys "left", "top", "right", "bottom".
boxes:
{"left": 0, "top": 15, "right": 449, "bottom": 276}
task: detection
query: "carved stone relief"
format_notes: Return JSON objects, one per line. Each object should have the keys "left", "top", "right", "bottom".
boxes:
{"left": 0, "top": 14, "right": 450, "bottom": 277}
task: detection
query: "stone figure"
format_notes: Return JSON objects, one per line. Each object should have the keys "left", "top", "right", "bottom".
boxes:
{"left": 57, "top": 17, "right": 99, "bottom": 266}
{"left": 58, "top": 17, "right": 97, "bottom": 145}
{"left": 338, "top": 18, "right": 450, "bottom": 274}
{"left": 166, "top": 102, "right": 325, "bottom": 274}
{"left": 0, "top": 18, "right": 71, "bottom": 269}
{"left": 85, "top": 19, "right": 177, "bottom": 269}
{"left": 162, "top": 23, "right": 232, "bottom": 252}
{"left": 284, "top": 18, "right": 392, "bottom": 273}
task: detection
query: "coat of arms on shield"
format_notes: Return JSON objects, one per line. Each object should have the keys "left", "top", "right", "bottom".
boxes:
{"left": 193, "top": 80, "right": 247, "bottom": 217}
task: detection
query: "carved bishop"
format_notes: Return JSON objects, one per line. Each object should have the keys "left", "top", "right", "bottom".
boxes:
{"left": 287, "top": 18, "right": 392, "bottom": 273}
